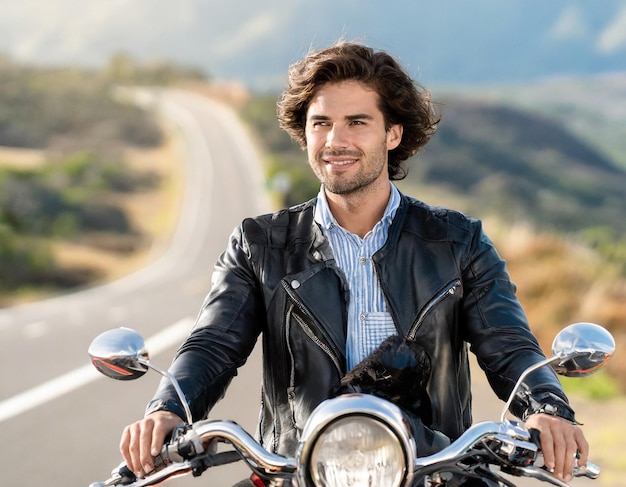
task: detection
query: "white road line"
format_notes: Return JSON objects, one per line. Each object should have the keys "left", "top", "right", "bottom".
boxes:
{"left": 23, "top": 320, "right": 49, "bottom": 339}
{"left": 0, "top": 318, "right": 193, "bottom": 423}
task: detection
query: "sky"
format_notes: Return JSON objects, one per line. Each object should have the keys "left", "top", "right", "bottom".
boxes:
{"left": 1, "top": 0, "right": 625, "bottom": 89}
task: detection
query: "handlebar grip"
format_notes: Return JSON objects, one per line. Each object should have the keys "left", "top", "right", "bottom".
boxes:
{"left": 118, "top": 464, "right": 137, "bottom": 479}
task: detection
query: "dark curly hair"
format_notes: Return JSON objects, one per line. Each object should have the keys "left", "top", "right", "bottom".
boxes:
{"left": 277, "top": 41, "right": 440, "bottom": 180}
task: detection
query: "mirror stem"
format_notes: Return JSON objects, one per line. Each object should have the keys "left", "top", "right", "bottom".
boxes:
{"left": 138, "top": 357, "right": 194, "bottom": 424}
{"left": 500, "top": 355, "right": 562, "bottom": 422}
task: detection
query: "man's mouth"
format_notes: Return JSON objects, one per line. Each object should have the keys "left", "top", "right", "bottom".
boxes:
{"left": 324, "top": 158, "right": 357, "bottom": 166}
{"left": 321, "top": 151, "right": 361, "bottom": 166}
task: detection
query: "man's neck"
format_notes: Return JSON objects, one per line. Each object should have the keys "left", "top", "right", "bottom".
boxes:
{"left": 325, "top": 182, "right": 391, "bottom": 238}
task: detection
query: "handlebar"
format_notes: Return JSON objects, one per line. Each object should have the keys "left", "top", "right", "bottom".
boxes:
{"left": 91, "top": 418, "right": 601, "bottom": 487}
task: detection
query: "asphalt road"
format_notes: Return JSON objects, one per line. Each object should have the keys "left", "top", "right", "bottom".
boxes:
{"left": 0, "top": 89, "right": 269, "bottom": 487}
{"left": 0, "top": 89, "right": 600, "bottom": 487}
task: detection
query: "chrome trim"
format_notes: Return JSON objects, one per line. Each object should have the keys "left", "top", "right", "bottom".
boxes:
{"left": 296, "top": 394, "right": 416, "bottom": 486}
{"left": 415, "top": 421, "right": 507, "bottom": 470}
{"left": 190, "top": 419, "right": 297, "bottom": 477}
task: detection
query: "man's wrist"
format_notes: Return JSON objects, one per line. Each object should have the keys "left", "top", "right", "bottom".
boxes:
{"left": 145, "top": 398, "right": 188, "bottom": 421}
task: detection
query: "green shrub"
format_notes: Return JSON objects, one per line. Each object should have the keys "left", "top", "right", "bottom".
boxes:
{"left": 0, "top": 225, "right": 54, "bottom": 290}
{"left": 560, "top": 370, "right": 620, "bottom": 401}
{"left": 0, "top": 171, "right": 69, "bottom": 234}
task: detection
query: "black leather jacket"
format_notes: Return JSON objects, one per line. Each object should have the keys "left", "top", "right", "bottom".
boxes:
{"left": 147, "top": 191, "right": 575, "bottom": 456}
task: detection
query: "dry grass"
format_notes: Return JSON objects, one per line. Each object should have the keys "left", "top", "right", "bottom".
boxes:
{"left": 0, "top": 146, "right": 46, "bottom": 169}
{"left": 487, "top": 222, "right": 626, "bottom": 392}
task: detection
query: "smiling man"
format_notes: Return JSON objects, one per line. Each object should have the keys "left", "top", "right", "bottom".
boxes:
{"left": 120, "top": 42, "right": 588, "bottom": 486}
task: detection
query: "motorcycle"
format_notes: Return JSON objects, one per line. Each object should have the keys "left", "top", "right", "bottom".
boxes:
{"left": 87, "top": 322, "right": 615, "bottom": 487}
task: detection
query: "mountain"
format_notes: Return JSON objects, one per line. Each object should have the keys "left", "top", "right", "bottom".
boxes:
{"left": 410, "top": 96, "right": 626, "bottom": 237}
{"left": 1, "top": 0, "right": 626, "bottom": 90}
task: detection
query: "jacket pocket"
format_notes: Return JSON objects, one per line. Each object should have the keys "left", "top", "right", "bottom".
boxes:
{"left": 408, "top": 279, "right": 462, "bottom": 340}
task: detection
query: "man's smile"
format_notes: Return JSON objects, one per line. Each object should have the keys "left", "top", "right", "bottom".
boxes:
{"left": 324, "top": 158, "right": 357, "bottom": 166}
{"left": 320, "top": 150, "right": 361, "bottom": 167}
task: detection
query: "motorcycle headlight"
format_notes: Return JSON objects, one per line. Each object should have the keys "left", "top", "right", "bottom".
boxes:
{"left": 297, "top": 394, "right": 415, "bottom": 487}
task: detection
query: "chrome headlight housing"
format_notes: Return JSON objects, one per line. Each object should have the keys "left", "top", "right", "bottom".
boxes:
{"left": 296, "top": 394, "right": 416, "bottom": 487}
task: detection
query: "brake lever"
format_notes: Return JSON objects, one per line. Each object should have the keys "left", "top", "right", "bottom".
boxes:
{"left": 574, "top": 461, "right": 600, "bottom": 479}
{"left": 88, "top": 462, "right": 136, "bottom": 487}
{"left": 515, "top": 461, "right": 601, "bottom": 487}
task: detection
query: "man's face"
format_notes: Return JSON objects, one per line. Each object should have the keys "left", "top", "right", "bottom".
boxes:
{"left": 305, "top": 80, "right": 402, "bottom": 196}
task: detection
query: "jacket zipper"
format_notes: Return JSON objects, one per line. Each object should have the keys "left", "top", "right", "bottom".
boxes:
{"left": 284, "top": 304, "right": 298, "bottom": 430}
{"left": 281, "top": 281, "right": 343, "bottom": 376}
{"left": 292, "top": 311, "right": 343, "bottom": 375}
{"left": 407, "top": 279, "right": 461, "bottom": 340}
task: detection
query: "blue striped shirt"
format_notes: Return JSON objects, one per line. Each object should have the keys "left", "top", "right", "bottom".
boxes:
{"left": 314, "top": 184, "right": 401, "bottom": 370}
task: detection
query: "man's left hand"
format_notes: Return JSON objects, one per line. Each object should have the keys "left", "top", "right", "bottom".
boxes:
{"left": 525, "top": 413, "right": 588, "bottom": 483}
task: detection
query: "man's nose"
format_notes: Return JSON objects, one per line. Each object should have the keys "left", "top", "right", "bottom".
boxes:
{"left": 325, "top": 124, "right": 349, "bottom": 148}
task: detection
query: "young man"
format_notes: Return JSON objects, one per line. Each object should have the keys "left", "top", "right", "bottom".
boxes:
{"left": 120, "top": 42, "right": 588, "bottom": 485}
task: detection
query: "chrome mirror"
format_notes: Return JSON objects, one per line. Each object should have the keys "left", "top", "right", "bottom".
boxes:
{"left": 551, "top": 322, "right": 615, "bottom": 377}
{"left": 88, "top": 327, "right": 150, "bottom": 380}
{"left": 88, "top": 327, "right": 193, "bottom": 424}
{"left": 501, "top": 322, "right": 615, "bottom": 421}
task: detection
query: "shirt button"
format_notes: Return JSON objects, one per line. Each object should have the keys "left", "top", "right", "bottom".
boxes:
{"left": 291, "top": 280, "right": 301, "bottom": 289}
{"left": 359, "top": 313, "right": 366, "bottom": 321}
{"left": 359, "top": 257, "right": 367, "bottom": 265}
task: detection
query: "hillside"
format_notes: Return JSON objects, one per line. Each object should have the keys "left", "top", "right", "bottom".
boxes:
{"left": 438, "top": 73, "right": 626, "bottom": 170}
{"left": 413, "top": 97, "right": 626, "bottom": 239}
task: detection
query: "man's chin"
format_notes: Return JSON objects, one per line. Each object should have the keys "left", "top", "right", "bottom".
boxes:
{"left": 323, "top": 181, "right": 360, "bottom": 195}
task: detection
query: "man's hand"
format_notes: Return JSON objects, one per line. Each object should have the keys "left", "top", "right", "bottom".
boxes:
{"left": 119, "top": 411, "right": 184, "bottom": 478}
{"left": 525, "top": 413, "right": 588, "bottom": 483}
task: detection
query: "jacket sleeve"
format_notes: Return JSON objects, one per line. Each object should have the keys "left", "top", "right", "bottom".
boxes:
{"left": 146, "top": 222, "right": 265, "bottom": 421}
{"left": 459, "top": 219, "right": 576, "bottom": 422}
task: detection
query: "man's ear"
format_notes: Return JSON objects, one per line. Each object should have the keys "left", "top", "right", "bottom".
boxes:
{"left": 386, "top": 124, "right": 403, "bottom": 150}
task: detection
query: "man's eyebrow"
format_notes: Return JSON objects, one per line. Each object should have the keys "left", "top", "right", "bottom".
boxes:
{"left": 308, "top": 114, "right": 331, "bottom": 120}
{"left": 346, "top": 113, "right": 374, "bottom": 121}
{"left": 307, "top": 113, "right": 375, "bottom": 121}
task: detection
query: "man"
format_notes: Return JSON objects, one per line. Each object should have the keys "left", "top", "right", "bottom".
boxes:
{"left": 120, "top": 42, "right": 588, "bottom": 485}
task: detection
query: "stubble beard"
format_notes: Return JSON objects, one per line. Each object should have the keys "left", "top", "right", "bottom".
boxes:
{"left": 311, "top": 143, "right": 388, "bottom": 196}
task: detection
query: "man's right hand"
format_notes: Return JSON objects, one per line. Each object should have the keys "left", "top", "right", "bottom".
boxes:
{"left": 119, "top": 411, "right": 184, "bottom": 478}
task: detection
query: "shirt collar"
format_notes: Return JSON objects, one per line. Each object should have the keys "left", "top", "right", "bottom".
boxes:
{"left": 314, "top": 183, "right": 401, "bottom": 231}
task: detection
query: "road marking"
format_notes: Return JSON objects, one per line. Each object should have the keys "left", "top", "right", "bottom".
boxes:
{"left": 23, "top": 321, "right": 49, "bottom": 339}
{"left": 0, "top": 318, "right": 193, "bottom": 423}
